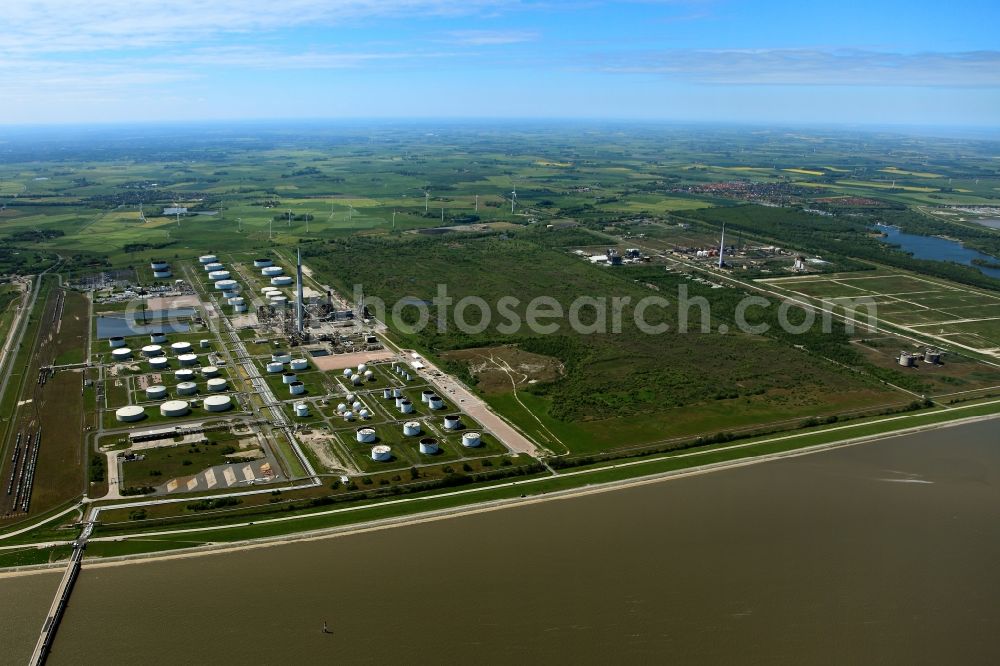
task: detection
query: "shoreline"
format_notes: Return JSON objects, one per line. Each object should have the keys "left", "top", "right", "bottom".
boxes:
{"left": 3, "top": 409, "right": 997, "bottom": 580}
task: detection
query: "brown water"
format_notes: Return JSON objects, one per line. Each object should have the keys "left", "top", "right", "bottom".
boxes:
{"left": 10, "top": 420, "right": 1000, "bottom": 664}
{"left": 0, "top": 570, "right": 60, "bottom": 665}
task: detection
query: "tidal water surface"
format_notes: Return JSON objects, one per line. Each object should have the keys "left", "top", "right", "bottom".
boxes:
{"left": 5, "top": 419, "right": 999, "bottom": 665}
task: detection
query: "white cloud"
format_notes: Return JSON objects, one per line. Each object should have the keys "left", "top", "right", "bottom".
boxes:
{"left": 443, "top": 29, "right": 539, "bottom": 46}
{"left": 594, "top": 48, "right": 1000, "bottom": 87}
{"left": 0, "top": 0, "right": 529, "bottom": 55}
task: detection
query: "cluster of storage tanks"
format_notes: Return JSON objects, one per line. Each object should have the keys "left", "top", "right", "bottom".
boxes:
{"left": 389, "top": 362, "right": 413, "bottom": 382}
{"left": 335, "top": 396, "right": 371, "bottom": 421}
{"left": 149, "top": 260, "right": 172, "bottom": 279}
{"left": 114, "top": 393, "right": 233, "bottom": 422}
{"left": 343, "top": 363, "right": 376, "bottom": 386}
{"left": 898, "top": 348, "right": 944, "bottom": 367}
{"left": 265, "top": 353, "right": 310, "bottom": 395}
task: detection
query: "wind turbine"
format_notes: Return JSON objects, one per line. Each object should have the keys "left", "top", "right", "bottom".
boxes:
{"left": 425, "top": 191, "right": 430, "bottom": 213}
{"left": 287, "top": 209, "right": 292, "bottom": 227}
{"left": 510, "top": 185, "right": 517, "bottom": 214}
{"left": 392, "top": 210, "right": 397, "bottom": 230}
{"left": 237, "top": 217, "right": 242, "bottom": 232}
{"left": 475, "top": 194, "right": 479, "bottom": 212}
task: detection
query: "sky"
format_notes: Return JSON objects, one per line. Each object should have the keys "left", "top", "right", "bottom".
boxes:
{"left": 1, "top": 0, "right": 999, "bottom": 126}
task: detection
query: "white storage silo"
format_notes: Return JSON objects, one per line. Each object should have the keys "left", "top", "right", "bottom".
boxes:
{"left": 403, "top": 421, "right": 421, "bottom": 437}
{"left": 204, "top": 261, "right": 223, "bottom": 272}
{"left": 443, "top": 414, "right": 462, "bottom": 430}
{"left": 271, "top": 276, "right": 293, "bottom": 287}
{"left": 343, "top": 411, "right": 356, "bottom": 422}
{"left": 290, "top": 358, "right": 308, "bottom": 371}
{"left": 364, "top": 370, "right": 374, "bottom": 381}
{"left": 294, "top": 402, "right": 310, "bottom": 417}
{"left": 359, "top": 408, "right": 371, "bottom": 419}
{"left": 394, "top": 396, "right": 405, "bottom": 408}
{"left": 336, "top": 402, "right": 348, "bottom": 413}
{"left": 202, "top": 366, "right": 219, "bottom": 378}
{"left": 153, "top": 269, "right": 172, "bottom": 279}
{"left": 370, "top": 445, "right": 392, "bottom": 462}
{"left": 419, "top": 438, "right": 439, "bottom": 455}
{"left": 145, "top": 385, "right": 167, "bottom": 400}
{"left": 208, "top": 270, "right": 231, "bottom": 281}
{"left": 171, "top": 341, "right": 192, "bottom": 355}
{"left": 343, "top": 368, "right": 353, "bottom": 377}
{"left": 356, "top": 427, "right": 377, "bottom": 444}
{"left": 215, "top": 279, "right": 238, "bottom": 291}
{"left": 261, "top": 266, "right": 283, "bottom": 277}
{"left": 149, "top": 356, "right": 169, "bottom": 370}
{"left": 357, "top": 363, "right": 368, "bottom": 373}
{"left": 150, "top": 260, "right": 169, "bottom": 270}
{"left": 253, "top": 258, "right": 273, "bottom": 268}
{"left": 271, "top": 351, "right": 292, "bottom": 363}
{"left": 383, "top": 388, "right": 392, "bottom": 399}
{"left": 352, "top": 401, "right": 363, "bottom": 412}
{"left": 160, "top": 400, "right": 190, "bottom": 417}
{"left": 178, "top": 353, "right": 199, "bottom": 367}
{"left": 266, "top": 361, "right": 284, "bottom": 373}
{"left": 116, "top": 405, "right": 146, "bottom": 423}
{"left": 174, "top": 369, "right": 195, "bottom": 381}
{"left": 199, "top": 338, "right": 210, "bottom": 348}
{"left": 199, "top": 254, "right": 218, "bottom": 265}
{"left": 204, "top": 395, "right": 233, "bottom": 412}
{"left": 270, "top": 295, "right": 288, "bottom": 308}
{"left": 141, "top": 344, "right": 162, "bottom": 358}
{"left": 420, "top": 390, "right": 434, "bottom": 404}
{"left": 392, "top": 388, "right": 402, "bottom": 398}
{"left": 111, "top": 347, "right": 133, "bottom": 362}
{"left": 150, "top": 332, "right": 167, "bottom": 344}
{"left": 207, "top": 377, "right": 228, "bottom": 392}
{"left": 351, "top": 374, "right": 363, "bottom": 386}
{"left": 289, "top": 381, "right": 305, "bottom": 396}
{"left": 176, "top": 381, "right": 198, "bottom": 396}
{"left": 400, "top": 399, "right": 414, "bottom": 414}
{"left": 428, "top": 395, "right": 444, "bottom": 410}
{"left": 108, "top": 336, "right": 126, "bottom": 349}
{"left": 228, "top": 296, "right": 245, "bottom": 306}
{"left": 462, "top": 432, "right": 482, "bottom": 448}
{"left": 282, "top": 371, "right": 297, "bottom": 385}
{"left": 234, "top": 303, "right": 248, "bottom": 313}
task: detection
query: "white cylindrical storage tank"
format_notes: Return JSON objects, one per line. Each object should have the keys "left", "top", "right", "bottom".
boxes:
{"left": 371, "top": 445, "right": 392, "bottom": 462}
{"left": 253, "top": 258, "right": 273, "bottom": 268}
{"left": 150, "top": 332, "right": 167, "bottom": 343}
{"left": 343, "top": 368, "right": 353, "bottom": 377}
{"left": 178, "top": 353, "right": 198, "bottom": 367}
{"left": 208, "top": 270, "right": 231, "bottom": 281}
{"left": 262, "top": 266, "right": 283, "bottom": 277}
{"left": 346, "top": 393, "right": 356, "bottom": 403}
{"left": 336, "top": 402, "right": 348, "bottom": 413}
{"left": 443, "top": 414, "right": 462, "bottom": 430}
{"left": 404, "top": 373, "right": 412, "bottom": 381}
{"left": 149, "top": 356, "right": 169, "bottom": 370}
{"left": 204, "top": 395, "right": 233, "bottom": 412}
{"left": 270, "top": 295, "right": 288, "bottom": 308}
{"left": 289, "top": 381, "right": 305, "bottom": 395}
{"left": 352, "top": 401, "right": 363, "bottom": 412}
{"left": 290, "top": 358, "right": 308, "bottom": 371}
{"left": 150, "top": 260, "right": 169, "bottom": 270}
{"left": 200, "top": 339, "right": 211, "bottom": 349}
{"left": 364, "top": 370, "right": 374, "bottom": 381}
{"left": 282, "top": 371, "right": 297, "bottom": 385}
{"left": 116, "top": 405, "right": 146, "bottom": 423}
{"left": 228, "top": 296, "right": 245, "bottom": 306}
{"left": 419, "top": 438, "right": 439, "bottom": 455}
{"left": 111, "top": 347, "right": 132, "bottom": 361}
{"left": 262, "top": 285, "right": 280, "bottom": 294}
{"left": 403, "top": 421, "right": 421, "bottom": 437}
{"left": 145, "top": 385, "right": 167, "bottom": 400}
{"left": 343, "top": 411, "right": 356, "bottom": 422}
{"left": 199, "top": 254, "right": 217, "bottom": 265}
{"left": 271, "top": 276, "right": 293, "bottom": 287}
{"left": 392, "top": 388, "right": 402, "bottom": 398}
{"left": 266, "top": 361, "right": 284, "bottom": 373}
{"left": 207, "top": 377, "right": 228, "bottom": 392}
{"left": 204, "top": 262, "right": 223, "bottom": 272}
{"left": 359, "top": 408, "right": 371, "bottom": 419}
{"left": 394, "top": 396, "right": 405, "bottom": 408}
{"left": 428, "top": 395, "right": 444, "bottom": 410}
{"left": 202, "top": 366, "right": 219, "bottom": 378}
{"left": 141, "top": 344, "right": 162, "bottom": 358}
{"left": 176, "top": 381, "right": 198, "bottom": 396}
{"left": 294, "top": 402, "right": 310, "bottom": 417}
{"left": 215, "top": 279, "right": 238, "bottom": 291}
{"left": 356, "top": 427, "right": 377, "bottom": 444}
{"left": 234, "top": 303, "right": 248, "bottom": 313}
{"left": 383, "top": 388, "right": 392, "bottom": 399}
{"left": 400, "top": 399, "right": 414, "bottom": 414}
{"left": 171, "top": 341, "right": 192, "bottom": 355}
{"left": 174, "top": 369, "right": 195, "bottom": 381}
{"left": 462, "top": 432, "right": 482, "bottom": 448}
{"left": 160, "top": 400, "right": 190, "bottom": 417}
{"left": 421, "top": 390, "right": 434, "bottom": 404}
{"left": 271, "top": 351, "right": 291, "bottom": 363}
{"left": 351, "top": 374, "right": 362, "bottom": 386}
{"left": 108, "top": 336, "right": 126, "bottom": 349}
{"left": 357, "top": 363, "right": 368, "bottom": 373}
{"left": 153, "top": 270, "right": 172, "bottom": 279}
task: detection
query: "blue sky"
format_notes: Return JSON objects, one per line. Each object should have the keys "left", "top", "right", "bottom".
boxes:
{"left": 2, "top": 0, "right": 999, "bottom": 126}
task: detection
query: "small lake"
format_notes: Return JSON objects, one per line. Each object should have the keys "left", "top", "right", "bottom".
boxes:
{"left": 877, "top": 225, "right": 1000, "bottom": 280}
{"left": 96, "top": 307, "right": 196, "bottom": 339}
